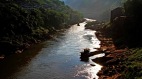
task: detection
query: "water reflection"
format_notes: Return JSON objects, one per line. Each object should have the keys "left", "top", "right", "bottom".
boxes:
{"left": 76, "top": 19, "right": 104, "bottom": 79}
{"left": 0, "top": 18, "right": 104, "bottom": 79}
{"left": 78, "top": 53, "right": 105, "bottom": 79}
{"left": 0, "top": 43, "right": 45, "bottom": 79}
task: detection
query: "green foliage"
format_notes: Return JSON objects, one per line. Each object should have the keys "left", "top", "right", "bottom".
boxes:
{"left": 0, "top": 0, "right": 83, "bottom": 54}
{"left": 0, "top": 0, "right": 83, "bottom": 36}
{"left": 85, "top": 21, "right": 104, "bottom": 30}
{"left": 0, "top": 3, "right": 32, "bottom": 36}
{"left": 122, "top": 48, "right": 142, "bottom": 79}
{"left": 67, "top": 11, "right": 83, "bottom": 25}
{"left": 85, "top": 21, "right": 97, "bottom": 27}
{"left": 86, "top": 21, "right": 102, "bottom": 27}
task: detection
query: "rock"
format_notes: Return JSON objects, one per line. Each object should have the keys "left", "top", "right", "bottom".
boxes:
{"left": 77, "top": 23, "right": 80, "bottom": 26}
{"left": 15, "top": 49, "right": 23, "bottom": 54}
{"left": 105, "top": 52, "right": 112, "bottom": 56}
{"left": 84, "top": 48, "right": 90, "bottom": 53}
{"left": 23, "top": 43, "right": 30, "bottom": 49}
{"left": 90, "top": 64, "right": 96, "bottom": 66}
{"left": 80, "top": 56, "right": 89, "bottom": 62}
{"left": 106, "top": 58, "right": 120, "bottom": 65}
{"left": 80, "top": 48, "right": 90, "bottom": 62}
{"left": 110, "top": 7, "right": 124, "bottom": 22}
{"left": 0, "top": 54, "right": 5, "bottom": 59}
{"left": 92, "top": 57, "right": 113, "bottom": 66}
{"left": 80, "top": 48, "right": 90, "bottom": 56}
{"left": 111, "top": 16, "right": 127, "bottom": 47}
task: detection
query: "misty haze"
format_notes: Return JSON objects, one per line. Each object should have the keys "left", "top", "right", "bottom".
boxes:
{"left": 63, "top": 0, "right": 122, "bottom": 21}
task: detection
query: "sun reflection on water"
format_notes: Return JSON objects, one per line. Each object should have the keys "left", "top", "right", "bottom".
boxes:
{"left": 74, "top": 18, "right": 105, "bottom": 79}
{"left": 69, "top": 18, "right": 104, "bottom": 79}
{"left": 76, "top": 53, "right": 105, "bottom": 79}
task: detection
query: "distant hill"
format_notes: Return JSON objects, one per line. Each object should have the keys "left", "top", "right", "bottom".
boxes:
{"left": 63, "top": 0, "right": 122, "bottom": 21}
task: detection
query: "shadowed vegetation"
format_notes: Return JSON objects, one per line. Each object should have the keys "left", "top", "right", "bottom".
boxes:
{"left": 100, "top": 0, "right": 142, "bottom": 48}
{"left": 97, "top": 0, "right": 142, "bottom": 78}
{"left": 0, "top": 0, "right": 83, "bottom": 55}
{"left": 84, "top": 0, "right": 142, "bottom": 78}
{"left": 122, "top": 48, "right": 142, "bottom": 79}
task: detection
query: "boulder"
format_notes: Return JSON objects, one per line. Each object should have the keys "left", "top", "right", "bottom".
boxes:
{"left": 92, "top": 57, "right": 113, "bottom": 66}
{"left": 110, "top": 7, "right": 124, "bottom": 22}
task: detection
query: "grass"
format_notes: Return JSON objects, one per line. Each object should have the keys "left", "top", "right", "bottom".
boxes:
{"left": 122, "top": 48, "right": 142, "bottom": 79}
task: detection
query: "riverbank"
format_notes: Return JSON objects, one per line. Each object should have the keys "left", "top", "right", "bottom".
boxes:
{"left": 83, "top": 21, "right": 127, "bottom": 78}
{"left": 85, "top": 19, "right": 142, "bottom": 78}
{"left": 0, "top": 28, "right": 66, "bottom": 60}
{"left": 94, "top": 31, "right": 142, "bottom": 79}
{"left": 0, "top": 0, "right": 84, "bottom": 60}
{"left": 0, "top": 19, "right": 85, "bottom": 60}
{"left": 93, "top": 31, "right": 128, "bottom": 79}
{"left": 0, "top": 19, "right": 104, "bottom": 79}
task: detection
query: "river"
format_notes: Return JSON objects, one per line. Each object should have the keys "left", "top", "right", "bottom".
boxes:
{"left": 0, "top": 19, "right": 105, "bottom": 79}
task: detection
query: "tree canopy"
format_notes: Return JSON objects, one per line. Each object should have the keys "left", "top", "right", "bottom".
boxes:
{"left": 0, "top": 0, "right": 83, "bottom": 36}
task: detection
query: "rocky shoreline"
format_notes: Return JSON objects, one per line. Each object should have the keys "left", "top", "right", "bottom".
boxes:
{"left": 94, "top": 31, "right": 128, "bottom": 79}
{"left": 84, "top": 19, "right": 142, "bottom": 78}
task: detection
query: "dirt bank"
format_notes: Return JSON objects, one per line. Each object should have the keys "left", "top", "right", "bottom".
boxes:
{"left": 93, "top": 31, "right": 128, "bottom": 79}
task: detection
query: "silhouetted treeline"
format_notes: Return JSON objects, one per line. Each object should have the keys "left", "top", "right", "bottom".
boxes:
{"left": 0, "top": 0, "right": 83, "bottom": 55}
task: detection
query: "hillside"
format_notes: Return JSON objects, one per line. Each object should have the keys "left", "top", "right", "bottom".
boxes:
{"left": 0, "top": 0, "right": 83, "bottom": 57}
{"left": 63, "top": 0, "right": 122, "bottom": 21}
{"left": 94, "top": 0, "right": 142, "bottom": 78}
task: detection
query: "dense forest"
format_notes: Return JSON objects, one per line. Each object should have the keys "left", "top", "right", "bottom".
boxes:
{"left": 0, "top": 0, "right": 83, "bottom": 56}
